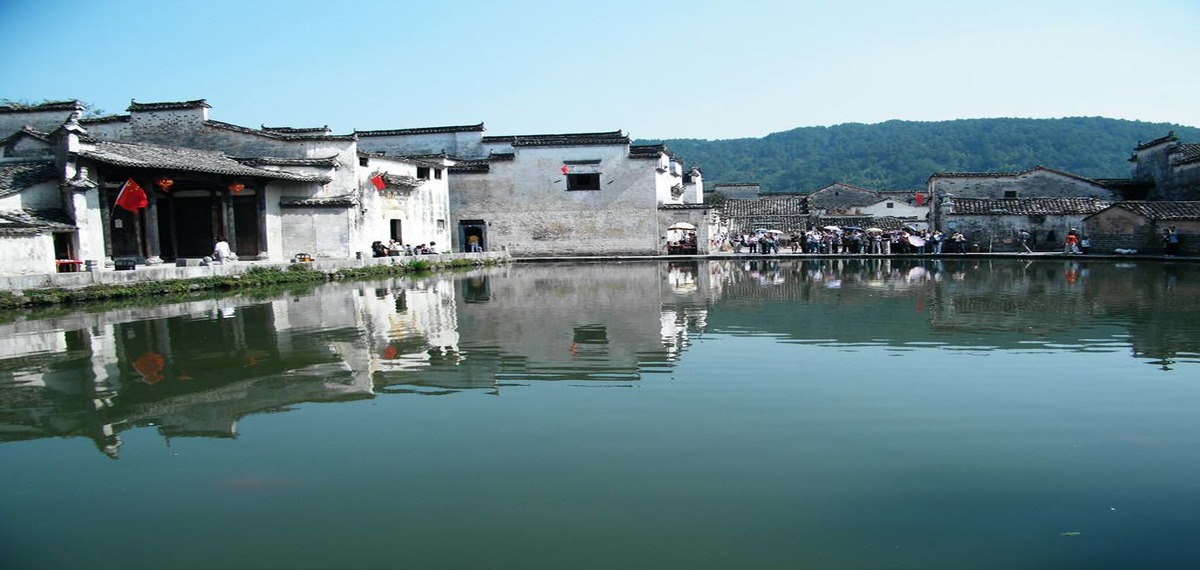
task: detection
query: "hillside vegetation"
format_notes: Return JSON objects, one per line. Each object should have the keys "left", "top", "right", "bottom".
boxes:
{"left": 642, "top": 118, "right": 1200, "bottom": 193}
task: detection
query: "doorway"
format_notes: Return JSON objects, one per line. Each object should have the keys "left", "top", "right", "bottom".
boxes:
{"left": 459, "top": 219, "right": 486, "bottom": 252}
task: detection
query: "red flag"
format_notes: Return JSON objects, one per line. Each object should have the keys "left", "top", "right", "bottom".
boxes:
{"left": 115, "top": 178, "right": 148, "bottom": 212}
{"left": 560, "top": 165, "right": 569, "bottom": 174}
{"left": 370, "top": 174, "right": 386, "bottom": 190}
{"left": 914, "top": 192, "right": 926, "bottom": 206}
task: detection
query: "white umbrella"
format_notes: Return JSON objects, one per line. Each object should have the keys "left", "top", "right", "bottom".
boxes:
{"left": 668, "top": 222, "right": 696, "bottom": 231}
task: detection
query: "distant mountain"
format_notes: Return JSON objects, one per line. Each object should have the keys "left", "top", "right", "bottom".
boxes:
{"left": 640, "top": 118, "right": 1200, "bottom": 193}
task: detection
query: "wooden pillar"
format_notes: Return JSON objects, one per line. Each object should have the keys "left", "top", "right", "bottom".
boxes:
{"left": 144, "top": 186, "right": 163, "bottom": 264}
{"left": 98, "top": 175, "right": 114, "bottom": 264}
{"left": 223, "top": 184, "right": 237, "bottom": 247}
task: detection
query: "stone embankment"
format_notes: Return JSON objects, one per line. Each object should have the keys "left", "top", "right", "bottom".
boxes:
{"left": 0, "top": 251, "right": 510, "bottom": 308}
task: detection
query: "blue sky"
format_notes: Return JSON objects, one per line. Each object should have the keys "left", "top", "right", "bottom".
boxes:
{"left": 1, "top": 0, "right": 1197, "bottom": 140}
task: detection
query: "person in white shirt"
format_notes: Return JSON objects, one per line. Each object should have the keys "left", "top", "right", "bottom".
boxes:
{"left": 213, "top": 236, "right": 232, "bottom": 264}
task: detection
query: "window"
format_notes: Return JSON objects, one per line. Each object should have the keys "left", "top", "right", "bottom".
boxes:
{"left": 567, "top": 173, "right": 600, "bottom": 191}
{"left": 417, "top": 167, "right": 430, "bottom": 179}
{"left": 886, "top": 202, "right": 894, "bottom": 208}
{"left": 437, "top": 219, "right": 446, "bottom": 231}
{"left": 1004, "top": 190, "right": 1018, "bottom": 198}
{"left": 434, "top": 168, "right": 443, "bottom": 180}
{"left": 359, "top": 157, "right": 369, "bottom": 167}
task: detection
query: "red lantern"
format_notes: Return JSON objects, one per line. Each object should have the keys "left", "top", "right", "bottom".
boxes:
{"left": 228, "top": 182, "right": 245, "bottom": 193}
{"left": 155, "top": 177, "right": 174, "bottom": 191}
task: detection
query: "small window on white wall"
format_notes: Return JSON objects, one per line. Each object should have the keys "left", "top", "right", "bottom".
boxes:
{"left": 437, "top": 219, "right": 446, "bottom": 231}
{"left": 567, "top": 173, "right": 601, "bottom": 191}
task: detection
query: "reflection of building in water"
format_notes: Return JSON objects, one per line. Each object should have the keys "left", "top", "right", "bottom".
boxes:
{"left": 371, "top": 263, "right": 711, "bottom": 392}
{"left": 0, "top": 285, "right": 384, "bottom": 458}
{"left": 5, "top": 259, "right": 1197, "bottom": 457}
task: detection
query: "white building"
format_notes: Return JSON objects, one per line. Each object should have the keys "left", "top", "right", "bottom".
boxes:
{"left": 0, "top": 99, "right": 453, "bottom": 275}
{"left": 359, "top": 125, "right": 706, "bottom": 256}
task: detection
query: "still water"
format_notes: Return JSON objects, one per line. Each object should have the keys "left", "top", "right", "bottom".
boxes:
{"left": 1, "top": 259, "right": 1199, "bottom": 569}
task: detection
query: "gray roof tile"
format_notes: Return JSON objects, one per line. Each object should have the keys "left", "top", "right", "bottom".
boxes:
{"left": 0, "top": 209, "right": 74, "bottom": 235}
{"left": 0, "top": 159, "right": 57, "bottom": 197}
{"left": 355, "top": 123, "right": 485, "bottom": 137}
{"left": 279, "top": 194, "right": 357, "bottom": 208}
{"left": 950, "top": 197, "right": 1110, "bottom": 215}
{"left": 79, "top": 140, "right": 331, "bottom": 183}
{"left": 1106, "top": 201, "right": 1200, "bottom": 220}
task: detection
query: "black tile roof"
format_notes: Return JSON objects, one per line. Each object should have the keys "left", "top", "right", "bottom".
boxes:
{"left": 1103, "top": 201, "right": 1200, "bottom": 220}
{"left": 279, "top": 194, "right": 357, "bottom": 208}
{"left": 928, "top": 165, "right": 1101, "bottom": 186}
{"left": 483, "top": 130, "right": 629, "bottom": 147}
{"left": 0, "top": 159, "right": 57, "bottom": 198}
{"left": 488, "top": 152, "right": 514, "bottom": 161}
{"left": 78, "top": 114, "right": 131, "bottom": 125}
{"left": 234, "top": 156, "right": 340, "bottom": 168}
{"left": 629, "top": 144, "right": 665, "bottom": 159}
{"left": 712, "top": 182, "right": 759, "bottom": 187}
{"left": 78, "top": 140, "right": 332, "bottom": 183}
{"left": 380, "top": 173, "right": 421, "bottom": 188}
{"left": 1133, "top": 131, "right": 1177, "bottom": 151}
{"left": 1172, "top": 143, "right": 1200, "bottom": 165}
{"left": 261, "top": 125, "right": 330, "bottom": 134}
{"left": 355, "top": 123, "right": 485, "bottom": 137}
{"left": 0, "top": 126, "right": 52, "bottom": 146}
{"left": 449, "top": 159, "right": 489, "bottom": 173}
{"left": 204, "top": 120, "right": 356, "bottom": 141}
{"left": 127, "top": 99, "right": 211, "bottom": 112}
{"left": 721, "top": 196, "right": 808, "bottom": 217}
{"left": 949, "top": 197, "right": 1110, "bottom": 215}
{"left": 0, "top": 208, "right": 75, "bottom": 235}
{"left": 0, "top": 100, "right": 82, "bottom": 114}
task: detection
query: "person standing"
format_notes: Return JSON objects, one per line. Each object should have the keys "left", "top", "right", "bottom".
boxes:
{"left": 1080, "top": 235, "right": 1091, "bottom": 255}
{"left": 1018, "top": 229, "right": 1033, "bottom": 253}
{"left": 1064, "top": 230, "right": 1079, "bottom": 254}
{"left": 952, "top": 231, "right": 967, "bottom": 253}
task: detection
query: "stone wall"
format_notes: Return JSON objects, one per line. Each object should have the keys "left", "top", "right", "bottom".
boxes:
{"left": 946, "top": 213, "right": 1091, "bottom": 251}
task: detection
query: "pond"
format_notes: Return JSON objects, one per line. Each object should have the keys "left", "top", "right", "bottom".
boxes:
{"left": 2, "top": 258, "right": 1199, "bottom": 569}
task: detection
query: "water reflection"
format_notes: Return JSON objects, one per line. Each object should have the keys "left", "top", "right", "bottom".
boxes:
{"left": 1, "top": 258, "right": 1197, "bottom": 457}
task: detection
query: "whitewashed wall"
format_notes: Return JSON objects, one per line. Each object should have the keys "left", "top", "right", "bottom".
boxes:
{"left": 450, "top": 143, "right": 662, "bottom": 256}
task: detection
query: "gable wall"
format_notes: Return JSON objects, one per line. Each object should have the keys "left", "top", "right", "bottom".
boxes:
{"left": 449, "top": 144, "right": 659, "bottom": 255}
{"left": 0, "top": 109, "right": 76, "bottom": 138}
{"left": 930, "top": 170, "right": 1118, "bottom": 200}
{"left": 358, "top": 131, "right": 485, "bottom": 159}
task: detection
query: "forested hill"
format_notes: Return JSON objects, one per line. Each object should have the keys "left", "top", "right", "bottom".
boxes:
{"left": 640, "top": 118, "right": 1200, "bottom": 193}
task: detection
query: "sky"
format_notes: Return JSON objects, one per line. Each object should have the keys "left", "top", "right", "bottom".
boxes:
{"left": 1, "top": 0, "right": 1197, "bottom": 141}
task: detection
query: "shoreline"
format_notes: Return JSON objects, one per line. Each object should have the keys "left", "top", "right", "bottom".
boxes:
{"left": 0, "top": 252, "right": 509, "bottom": 310}
{"left": 2, "top": 249, "right": 1194, "bottom": 310}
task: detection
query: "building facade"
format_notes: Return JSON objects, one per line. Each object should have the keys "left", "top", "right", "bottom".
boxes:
{"left": 0, "top": 99, "right": 452, "bottom": 275}
{"left": 360, "top": 125, "right": 705, "bottom": 256}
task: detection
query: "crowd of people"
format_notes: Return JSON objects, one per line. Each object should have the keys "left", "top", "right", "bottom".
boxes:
{"left": 728, "top": 227, "right": 972, "bottom": 255}
{"left": 371, "top": 239, "right": 438, "bottom": 257}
